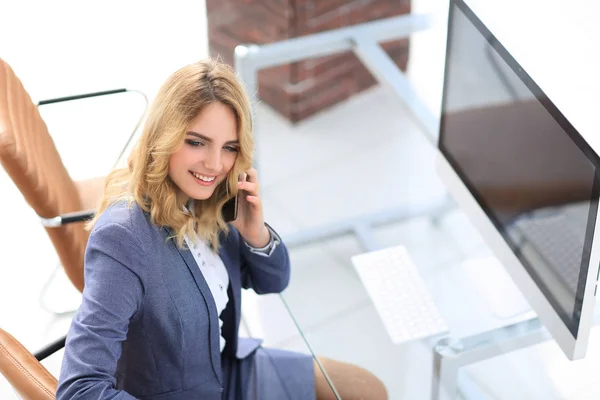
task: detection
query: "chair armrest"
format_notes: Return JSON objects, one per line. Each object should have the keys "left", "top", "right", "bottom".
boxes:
{"left": 40, "top": 210, "right": 96, "bottom": 228}
{"left": 37, "top": 88, "right": 127, "bottom": 106}
{"left": 0, "top": 328, "right": 58, "bottom": 399}
{"left": 33, "top": 335, "right": 67, "bottom": 361}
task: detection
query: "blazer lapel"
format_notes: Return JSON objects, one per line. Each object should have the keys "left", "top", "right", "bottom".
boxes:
{"left": 218, "top": 234, "right": 239, "bottom": 318}
{"left": 161, "top": 227, "right": 222, "bottom": 385}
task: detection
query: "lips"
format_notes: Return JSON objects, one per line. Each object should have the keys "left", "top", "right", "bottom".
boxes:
{"left": 190, "top": 171, "right": 217, "bottom": 186}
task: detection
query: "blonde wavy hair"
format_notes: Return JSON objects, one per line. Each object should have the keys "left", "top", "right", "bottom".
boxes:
{"left": 88, "top": 58, "right": 254, "bottom": 250}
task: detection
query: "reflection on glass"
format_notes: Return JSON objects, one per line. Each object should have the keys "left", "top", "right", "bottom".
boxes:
{"left": 507, "top": 202, "right": 589, "bottom": 320}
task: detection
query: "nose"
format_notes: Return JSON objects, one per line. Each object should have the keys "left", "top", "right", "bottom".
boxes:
{"left": 203, "top": 147, "right": 221, "bottom": 173}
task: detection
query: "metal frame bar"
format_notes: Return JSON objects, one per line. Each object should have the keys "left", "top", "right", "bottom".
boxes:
{"left": 38, "top": 88, "right": 127, "bottom": 105}
{"left": 234, "top": 13, "right": 444, "bottom": 252}
{"left": 351, "top": 36, "right": 438, "bottom": 143}
{"left": 40, "top": 209, "right": 96, "bottom": 228}
{"left": 33, "top": 334, "right": 67, "bottom": 361}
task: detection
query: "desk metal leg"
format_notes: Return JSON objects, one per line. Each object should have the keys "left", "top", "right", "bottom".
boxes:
{"left": 432, "top": 337, "right": 463, "bottom": 400}
{"left": 432, "top": 318, "right": 552, "bottom": 400}
{"left": 282, "top": 197, "right": 452, "bottom": 252}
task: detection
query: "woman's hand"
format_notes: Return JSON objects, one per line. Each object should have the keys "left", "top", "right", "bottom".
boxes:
{"left": 231, "top": 168, "right": 270, "bottom": 248}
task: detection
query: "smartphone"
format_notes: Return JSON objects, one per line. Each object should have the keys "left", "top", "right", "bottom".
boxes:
{"left": 222, "top": 193, "right": 239, "bottom": 223}
{"left": 222, "top": 174, "right": 246, "bottom": 222}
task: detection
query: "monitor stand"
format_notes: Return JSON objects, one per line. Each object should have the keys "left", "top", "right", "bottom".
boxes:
{"left": 428, "top": 254, "right": 544, "bottom": 399}
{"left": 431, "top": 317, "right": 550, "bottom": 400}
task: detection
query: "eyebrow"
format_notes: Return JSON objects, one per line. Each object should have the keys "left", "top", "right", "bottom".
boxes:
{"left": 187, "top": 131, "right": 239, "bottom": 145}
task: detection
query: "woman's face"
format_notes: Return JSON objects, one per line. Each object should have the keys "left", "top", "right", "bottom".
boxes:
{"left": 169, "top": 102, "right": 239, "bottom": 203}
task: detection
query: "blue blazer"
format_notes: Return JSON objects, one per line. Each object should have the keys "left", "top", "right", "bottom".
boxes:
{"left": 56, "top": 201, "right": 291, "bottom": 399}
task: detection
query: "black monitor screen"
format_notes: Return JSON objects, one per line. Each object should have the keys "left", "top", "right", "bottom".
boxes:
{"left": 439, "top": 0, "right": 600, "bottom": 337}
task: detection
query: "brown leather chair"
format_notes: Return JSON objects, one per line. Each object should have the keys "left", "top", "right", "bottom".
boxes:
{"left": 0, "top": 57, "right": 146, "bottom": 398}
{"left": 0, "top": 328, "right": 58, "bottom": 400}
{"left": 0, "top": 58, "right": 145, "bottom": 293}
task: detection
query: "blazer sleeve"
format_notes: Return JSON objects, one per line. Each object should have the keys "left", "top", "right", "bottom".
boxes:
{"left": 56, "top": 222, "right": 145, "bottom": 400}
{"left": 239, "top": 223, "right": 291, "bottom": 294}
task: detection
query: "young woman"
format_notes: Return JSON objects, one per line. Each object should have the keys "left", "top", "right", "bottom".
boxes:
{"left": 57, "top": 59, "right": 387, "bottom": 400}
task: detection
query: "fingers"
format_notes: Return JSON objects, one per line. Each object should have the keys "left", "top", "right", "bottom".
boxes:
{"left": 237, "top": 180, "right": 259, "bottom": 195}
{"left": 238, "top": 168, "right": 260, "bottom": 195}
{"left": 238, "top": 168, "right": 262, "bottom": 210}
{"left": 245, "top": 168, "right": 258, "bottom": 183}
{"left": 245, "top": 194, "right": 262, "bottom": 210}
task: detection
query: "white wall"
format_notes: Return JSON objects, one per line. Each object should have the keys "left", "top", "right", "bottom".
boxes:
{"left": 468, "top": 0, "right": 600, "bottom": 153}
{"left": 408, "top": 0, "right": 600, "bottom": 153}
{"left": 0, "top": 0, "right": 209, "bottom": 101}
{"left": 0, "top": 0, "right": 210, "bottom": 179}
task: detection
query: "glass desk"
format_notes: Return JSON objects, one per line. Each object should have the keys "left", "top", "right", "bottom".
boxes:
{"left": 253, "top": 209, "right": 600, "bottom": 400}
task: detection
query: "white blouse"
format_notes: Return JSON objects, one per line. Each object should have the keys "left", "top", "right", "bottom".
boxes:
{"left": 183, "top": 234, "right": 230, "bottom": 352}
{"left": 183, "top": 226, "right": 279, "bottom": 353}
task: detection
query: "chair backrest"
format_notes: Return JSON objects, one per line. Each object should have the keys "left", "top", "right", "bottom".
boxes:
{"left": 0, "top": 328, "right": 57, "bottom": 399}
{"left": 0, "top": 58, "right": 87, "bottom": 292}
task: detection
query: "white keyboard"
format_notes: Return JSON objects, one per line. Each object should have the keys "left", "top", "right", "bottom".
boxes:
{"left": 352, "top": 245, "right": 449, "bottom": 345}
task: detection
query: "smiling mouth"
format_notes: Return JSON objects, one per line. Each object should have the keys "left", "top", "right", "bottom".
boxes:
{"left": 190, "top": 171, "right": 217, "bottom": 185}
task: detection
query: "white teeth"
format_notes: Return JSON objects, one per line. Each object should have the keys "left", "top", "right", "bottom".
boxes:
{"left": 192, "top": 172, "right": 215, "bottom": 182}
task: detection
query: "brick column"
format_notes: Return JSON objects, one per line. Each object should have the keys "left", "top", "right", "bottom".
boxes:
{"left": 207, "top": 0, "right": 411, "bottom": 122}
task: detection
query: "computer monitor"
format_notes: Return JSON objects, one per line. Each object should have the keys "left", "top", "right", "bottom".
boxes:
{"left": 435, "top": 0, "right": 600, "bottom": 360}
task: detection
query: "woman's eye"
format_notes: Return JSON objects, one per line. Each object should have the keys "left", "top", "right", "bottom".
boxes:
{"left": 186, "top": 139, "right": 204, "bottom": 147}
{"left": 224, "top": 146, "right": 239, "bottom": 153}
